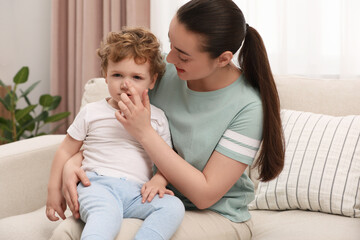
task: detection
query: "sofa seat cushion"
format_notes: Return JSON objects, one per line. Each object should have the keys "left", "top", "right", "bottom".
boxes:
{"left": 250, "top": 209, "right": 360, "bottom": 240}
{"left": 0, "top": 208, "right": 252, "bottom": 240}
{"left": 0, "top": 206, "right": 72, "bottom": 240}
{"left": 52, "top": 210, "right": 253, "bottom": 240}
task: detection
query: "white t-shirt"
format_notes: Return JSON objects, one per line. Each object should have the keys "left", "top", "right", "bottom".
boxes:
{"left": 67, "top": 98, "right": 172, "bottom": 184}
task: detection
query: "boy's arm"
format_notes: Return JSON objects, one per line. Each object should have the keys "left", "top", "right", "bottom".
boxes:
{"left": 46, "top": 134, "right": 83, "bottom": 221}
{"left": 141, "top": 170, "right": 174, "bottom": 203}
{"left": 152, "top": 170, "right": 169, "bottom": 186}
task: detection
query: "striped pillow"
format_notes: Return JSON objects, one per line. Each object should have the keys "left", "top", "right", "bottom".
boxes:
{"left": 249, "top": 109, "right": 360, "bottom": 217}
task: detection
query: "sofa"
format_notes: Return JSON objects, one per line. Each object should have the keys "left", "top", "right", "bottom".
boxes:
{"left": 0, "top": 75, "right": 359, "bottom": 240}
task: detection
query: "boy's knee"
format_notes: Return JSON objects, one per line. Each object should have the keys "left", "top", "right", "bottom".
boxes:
{"left": 175, "top": 198, "right": 185, "bottom": 218}
{"left": 163, "top": 195, "right": 185, "bottom": 217}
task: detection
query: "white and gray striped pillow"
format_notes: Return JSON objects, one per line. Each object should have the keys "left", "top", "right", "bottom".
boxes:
{"left": 249, "top": 109, "right": 360, "bottom": 217}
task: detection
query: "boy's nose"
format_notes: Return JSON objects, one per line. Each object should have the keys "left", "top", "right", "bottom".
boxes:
{"left": 120, "top": 82, "right": 128, "bottom": 90}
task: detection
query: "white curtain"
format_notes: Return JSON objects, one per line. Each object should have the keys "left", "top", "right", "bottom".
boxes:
{"left": 150, "top": 0, "right": 360, "bottom": 79}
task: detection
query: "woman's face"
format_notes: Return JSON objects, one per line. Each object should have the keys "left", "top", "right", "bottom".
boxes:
{"left": 166, "top": 16, "right": 218, "bottom": 83}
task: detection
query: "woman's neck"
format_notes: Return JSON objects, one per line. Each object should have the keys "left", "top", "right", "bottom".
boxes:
{"left": 186, "top": 63, "right": 241, "bottom": 92}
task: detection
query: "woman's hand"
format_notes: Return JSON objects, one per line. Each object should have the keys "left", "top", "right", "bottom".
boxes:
{"left": 62, "top": 152, "right": 90, "bottom": 219}
{"left": 46, "top": 188, "right": 67, "bottom": 221}
{"left": 141, "top": 172, "right": 174, "bottom": 203}
{"left": 115, "top": 81, "right": 153, "bottom": 142}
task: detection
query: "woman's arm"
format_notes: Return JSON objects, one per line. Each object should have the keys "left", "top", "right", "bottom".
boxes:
{"left": 46, "top": 134, "right": 83, "bottom": 220}
{"left": 140, "top": 128, "right": 247, "bottom": 209}
{"left": 116, "top": 82, "right": 248, "bottom": 209}
{"left": 61, "top": 151, "right": 89, "bottom": 219}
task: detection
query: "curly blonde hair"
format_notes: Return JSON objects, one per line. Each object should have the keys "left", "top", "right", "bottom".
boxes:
{"left": 97, "top": 27, "right": 165, "bottom": 81}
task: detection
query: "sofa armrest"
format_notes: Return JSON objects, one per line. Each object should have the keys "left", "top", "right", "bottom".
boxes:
{"left": 0, "top": 135, "right": 65, "bottom": 219}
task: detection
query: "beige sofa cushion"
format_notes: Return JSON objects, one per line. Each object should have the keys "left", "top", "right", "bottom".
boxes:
{"left": 0, "top": 135, "right": 65, "bottom": 219}
{"left": 50, "top": 210, "right": 252, "bottom": 240}
{"left": 250, "top": 209, "right": 360, "bottom": 240}
{"left": 81, "top": 78, "right": 109, "bottom": 108}
{"left": 274, "top": 75, "right": 360, "bottom": 116}
{"left": 0, "top": 206, "right": 71, "bottom": 240}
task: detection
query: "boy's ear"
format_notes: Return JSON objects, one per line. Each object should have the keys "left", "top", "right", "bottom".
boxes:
{"left": 217, "top": 51, "right": 233, "bottom": 67}
{"left": 149, "top": 73, "right": 158, "bottom": 89}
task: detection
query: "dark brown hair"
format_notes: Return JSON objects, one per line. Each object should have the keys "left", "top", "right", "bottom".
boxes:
{"left": 97, "top": 27, "right": 165, "bottom": 81}
{"left": 177, "top": 0, "right": 285, "bottom": 181}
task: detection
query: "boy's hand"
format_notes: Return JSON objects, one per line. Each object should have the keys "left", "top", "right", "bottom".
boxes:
{"left": 46, "top": 188, "right": 67, "bottom": 221}
{"left": 141, "top": 178, "right": 174, "bottom": 203}
{"left": 115, "top": 81, "right": 153, "bottom": 142}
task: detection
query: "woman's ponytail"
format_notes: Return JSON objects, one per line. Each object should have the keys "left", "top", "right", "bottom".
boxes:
{"left": 239, "top": 26, "right": 285, "bottom": 181}
{"left": 177, "top": 0, "right": 285, "bottom": 182}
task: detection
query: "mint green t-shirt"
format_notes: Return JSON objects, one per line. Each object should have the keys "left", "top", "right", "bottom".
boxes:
{"left": 149, "top": 62, "right": 263, "bottom": 222}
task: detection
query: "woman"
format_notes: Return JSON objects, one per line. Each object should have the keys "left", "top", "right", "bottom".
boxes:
{"left": 53, "top": 0, "right": 285, "bottom": 239}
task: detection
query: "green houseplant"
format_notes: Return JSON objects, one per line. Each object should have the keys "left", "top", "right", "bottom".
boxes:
{"left": 0, "top": 66, "right": 70, "bottom": 143}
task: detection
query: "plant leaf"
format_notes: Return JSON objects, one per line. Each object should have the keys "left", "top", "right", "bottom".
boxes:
{"left": 16, "top": 114, "right": 37, "bottom": 136}
{"left": 34, "top": 111, "right": 49, "bottom": 122}
{"left": 22, "top": 93, "right": 33, "bottom": 107}
{"left": 19, "top": 80, "right": 40, "bottom": 98}
{"left": 48, "top": 96, "right": 61, "bottom": 110}
{"left": 3, "top": 129, "right": 14, "bottom": 142}
{"left": 15, "top": 105, "right": 37, "bottom": 121}
{"left": 0, "top": 79, "right": 6, "bottom": 87}
{"left": 13, "top": 66, "right": 29, "bottom": 84}
{"left": 6, "top": 90, "right": 18, "bottom": 106}
{"left": 44, "top": 112, "right": 70, "bottom": 123}
{"left": 0, "top": 97, "right": 10, "bottom": 111}
{"left": 0, "top": 135, "right": 11, "bottom": 143}
{"left": 0, "top": 117, "right": 12, "bottom": 132}
{"left": 39, "top": 94, "right": 53, "bottom": 107}
{"left": 2, "top": 93, "right": 13, "bottom": 111}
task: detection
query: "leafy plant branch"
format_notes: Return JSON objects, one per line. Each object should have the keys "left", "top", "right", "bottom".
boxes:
{"left": 0, "top": 66, "right": 70, "bottom": 143}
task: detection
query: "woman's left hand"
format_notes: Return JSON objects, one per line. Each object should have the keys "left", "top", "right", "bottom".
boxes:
{"left": 115, "top": 81, "right": 153, "bottom": 141}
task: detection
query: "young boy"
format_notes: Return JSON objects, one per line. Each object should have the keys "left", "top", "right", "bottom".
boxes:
{"left": 46, "top": 28, "right": 184, "bottom": 240}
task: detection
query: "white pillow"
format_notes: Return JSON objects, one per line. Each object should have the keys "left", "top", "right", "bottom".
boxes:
{"left": 249, "top": 109, "right": 360, "bottom": 217}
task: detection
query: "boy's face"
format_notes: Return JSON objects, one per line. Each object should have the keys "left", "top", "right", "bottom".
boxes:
{"left": 105, "top": 58, "right": 156, "bottom": 109}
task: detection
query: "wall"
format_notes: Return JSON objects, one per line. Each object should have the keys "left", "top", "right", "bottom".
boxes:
{"left": 150, "top": 0, "right": 189, "bottom": 53}
{"left": 0, "top": 0, "right": 51, "bottom": 108}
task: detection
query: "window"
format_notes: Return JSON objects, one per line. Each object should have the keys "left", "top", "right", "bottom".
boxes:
{"left": 151, "top": 0, "right": 360, "bottom": 79}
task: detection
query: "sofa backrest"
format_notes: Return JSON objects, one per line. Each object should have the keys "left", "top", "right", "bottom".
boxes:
{"left": 82, "top": 76, "right": 360, "bottom": 115}
{"left": 275, "top": 75, "right": 360, "bottom": 116}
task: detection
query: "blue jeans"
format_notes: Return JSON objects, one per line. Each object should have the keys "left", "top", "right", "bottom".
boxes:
{"left": 77, "top": 172, "right": 185, "bottom": 240}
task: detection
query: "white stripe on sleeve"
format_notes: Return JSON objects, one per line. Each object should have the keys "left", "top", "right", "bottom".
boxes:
{"left": 219, "top": 138, "right": 258, "bottom": 158}
{"left": 223, "top": 130, "right": 260, "bottom": 148}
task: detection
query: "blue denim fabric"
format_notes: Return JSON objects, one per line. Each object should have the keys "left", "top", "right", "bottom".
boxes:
{"left": 77, "top": 172, "right": 185, "bottom": 240}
